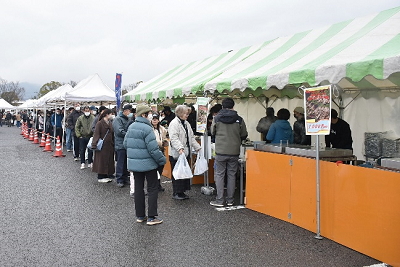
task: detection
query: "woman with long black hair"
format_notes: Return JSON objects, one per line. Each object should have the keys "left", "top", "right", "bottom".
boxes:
{"left": 150, "top": 113, "right": 168, "bottom": 191}
{"left": 91, "top": 109, "right": 115, "bottom": 183}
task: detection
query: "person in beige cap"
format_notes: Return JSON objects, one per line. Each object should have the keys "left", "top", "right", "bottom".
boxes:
{"left": 123, "top": 103, "right": 166, "bottom": 225}
{"left": 293, "top": 106, "right": 311, "bottom": 145}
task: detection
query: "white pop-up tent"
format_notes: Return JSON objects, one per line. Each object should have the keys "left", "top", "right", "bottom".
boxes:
{"left": 0, "top": 98, "right": 15, "bottom": 109}
{"left": 35, "top": 84, "right": 74, "bottom": 107}
{"left": 18, "top": 99, "right": 39, "bottom": 109}
{"left": 65, "top": 74, "right": 116, "bottom": 103}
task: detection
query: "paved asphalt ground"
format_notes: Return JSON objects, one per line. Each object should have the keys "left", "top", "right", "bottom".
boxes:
{"left": 0, "top": 126, "right": 381, "bottom": 267}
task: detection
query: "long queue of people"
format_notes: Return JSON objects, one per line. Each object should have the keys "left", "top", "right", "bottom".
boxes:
{"left": 61, "top": 98, "right": 249, "bottom": 226}
{"left": 7, "top": 99, "right": 248, "bottom": 226}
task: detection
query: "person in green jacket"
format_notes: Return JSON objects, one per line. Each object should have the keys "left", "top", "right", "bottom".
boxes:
{"left": 210, "top": 98, "right": 248, "bottom": 207}
{"left": 75, "top": 106, "right": 95, "bottom": 170}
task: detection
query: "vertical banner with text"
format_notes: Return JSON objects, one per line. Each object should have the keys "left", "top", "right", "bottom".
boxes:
{"left": 304, "top": 85, "right": 331, "bottom": 135}
{"left": 196, "top": 97, "right": 209, "bottom": 134}
{"left": 115, "top": 73, "right": 122, "bottom": 111}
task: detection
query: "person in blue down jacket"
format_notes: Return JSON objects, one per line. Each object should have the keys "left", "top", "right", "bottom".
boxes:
{"left": 266, "top": 108, "right": 294, "bottom": 145}
{"left": 123, "top": 104, "right": 166, "bottom": 226}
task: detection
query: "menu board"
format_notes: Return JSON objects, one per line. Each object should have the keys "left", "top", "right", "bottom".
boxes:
{"left": 196, "top": 97, "right": 209, "bottom": 134}
{"left": 304, "top": 85, "right": 331, "bottom": 135}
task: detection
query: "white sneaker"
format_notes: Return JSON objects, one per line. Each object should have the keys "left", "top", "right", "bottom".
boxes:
{"left": 98, "top": 178, "right": 112, "bottom": 183}
{"left": 87, "top": 163, "right": 92, "bottom": 168}
{"left": 80, "top": 163, "right": 85, "bottom": 169}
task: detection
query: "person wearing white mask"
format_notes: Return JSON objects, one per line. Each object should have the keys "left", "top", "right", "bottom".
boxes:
{"left": 51, "top": 108, "right": 64, "bottom": 141}
{"left": 75, "top": 106, "right": 95, "bottom": 169}
{"left": 91, "top": 106, "right": 107, "bottom": 133}
{"left": 112, "top": 104, "right": 134, "bottom": 187}
{"left": 67, "top": 103, "right": 83, "bottom": 161}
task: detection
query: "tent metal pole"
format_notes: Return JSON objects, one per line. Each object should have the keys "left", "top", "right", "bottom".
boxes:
{"left": 315, "top": 135, "right": 323, "bottom": 240}
{"left": 53, "top": 105, "right": 57, "bottom": 142}
{"left": 61, "top": 101, "right": 66, "bottom": 152}
{"left": 43, "top": 105, "right": 47, "bottom": 136}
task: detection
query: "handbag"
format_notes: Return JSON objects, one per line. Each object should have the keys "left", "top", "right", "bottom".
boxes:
{"left": 87, "top": 129, "right": 109, "bottom": 151}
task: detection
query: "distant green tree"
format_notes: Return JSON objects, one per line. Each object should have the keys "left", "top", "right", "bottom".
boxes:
{"left": 0, "top": 78, "right": 25, "bottom": 104}
{"left": 66, "top": 80, "right": 77, "bottom": 87}
{"left": 38, "top": 81, "right": 62, "bottom": 98}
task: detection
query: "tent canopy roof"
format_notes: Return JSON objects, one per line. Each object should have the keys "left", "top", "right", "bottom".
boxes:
{"left": 125, "top": 6, "right": 400, "bottom": 102}
{"left": 0, "top": 98, "right": 15, "bottom": 109}
{"left": 66, "top": 74, "right": 116, "bottom": 102}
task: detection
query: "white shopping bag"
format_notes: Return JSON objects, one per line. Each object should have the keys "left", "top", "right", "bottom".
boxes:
{"left": 172, "top": 153, "right": 193, "bottom": 180}
{"left": 194, "top": 150, "right": 208, "bottom": 175}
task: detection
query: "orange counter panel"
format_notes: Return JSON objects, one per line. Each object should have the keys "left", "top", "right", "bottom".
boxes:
{"left": 290, "top": 156, "right": 317, "bottom": 232}
{"left": 320, "top": 161, "right": 400, "bottom": 266}
{"left": 246, "top": 150, "right": 400, "bottom": 267}
{"left": 246, "top": 151, "right": 291, "bottom": 223}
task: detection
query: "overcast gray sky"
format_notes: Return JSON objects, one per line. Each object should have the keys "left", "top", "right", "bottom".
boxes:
{"left": 0, "top": 0, "right": 399, "bottom": 97}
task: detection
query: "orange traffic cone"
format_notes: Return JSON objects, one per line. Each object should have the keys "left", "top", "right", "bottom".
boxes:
{"left": 28, "top": 129, "right": 34, "bottom": 141}
{"left": 53, "top": 136, "right": 65, "bottom": 157}
{"left": 43, "top": 134, "right": 53, "bottom": 152}
{"left": 20, "top": 123, "right": 25, "bottom": 135}
{"left": 39, "top": 131, "right": 46, "bottom": 147}
{"left": 33, "top": 130, "right": 39, "bottom": 144}
{"left": 24, "top": 127, "right": 29, "bottom": 139}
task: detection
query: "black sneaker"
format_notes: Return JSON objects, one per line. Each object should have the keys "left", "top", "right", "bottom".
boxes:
{"left": 172, "top": 193, "right": 185, "bottom": 200}
{"left": 181, "top": 193, "right": 189, "bottom": 199}
{"left": 210, "top": 200, "right": 224, "bottom": 207}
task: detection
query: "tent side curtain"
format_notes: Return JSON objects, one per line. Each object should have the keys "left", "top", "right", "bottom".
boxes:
{"left": 124, "top": 6, "right": 400, "bottom": 102}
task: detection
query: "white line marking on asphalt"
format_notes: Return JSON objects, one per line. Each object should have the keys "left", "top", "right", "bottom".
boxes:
{"left": 215, "top": 205, "right": 246, "bottom": 211}
{"left": 161, "top": 181, "right": 172, "bottom": 184}
{"left": 363, "top": 263, "right": 388, "bottom": 267}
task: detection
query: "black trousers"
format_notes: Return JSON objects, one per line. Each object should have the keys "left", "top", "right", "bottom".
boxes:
{"left": 133, "top": 169, "right": 158, "bottom": 218}
{"left": 73, "top": 135, "right": 80, "bottom": 158}
{"left": 169, "top": 156, "right": 191, "bottom": 194}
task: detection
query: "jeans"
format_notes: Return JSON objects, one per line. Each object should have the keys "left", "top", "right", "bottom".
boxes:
{"left": 115, "top": 149, "right": 129, "bottom": 184}
{"left": 214, "top": 154, "right": 239, "bottom": 203}
{"left": 133, "top": 169, "right": 159, "bottom": 218}
{"left": 66, "top": 128, "right": 73, "bottom": 150}
{"left": 16, "top": 121, "right": 21, "bottom": 128}
{"left": 79, "top": 137, "right": 93, "bottom": 164}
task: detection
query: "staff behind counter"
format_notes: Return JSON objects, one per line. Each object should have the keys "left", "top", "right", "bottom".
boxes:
{"left": 257, "top": 107, "right": 352, "bottom": 149}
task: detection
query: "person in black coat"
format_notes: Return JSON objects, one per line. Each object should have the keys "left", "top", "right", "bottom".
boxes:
{"left": 293, "top": 107, "right": 311, "bottom": 145}
{"left": 67, "top": 104, "right": 83, "bottom": 160}
{"left": 325, "top": 109, "right": 353, "bottom": 150}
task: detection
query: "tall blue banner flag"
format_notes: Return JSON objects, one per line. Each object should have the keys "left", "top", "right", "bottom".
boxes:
{"left": 115, "top": 73, "right": 122, "bottom": 111}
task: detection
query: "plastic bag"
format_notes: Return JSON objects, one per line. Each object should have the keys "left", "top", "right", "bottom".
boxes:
{"left": 194, "top": 150, "right": 208, "bottom": 175}
{"left": 172, "top": 153, "right": 193, "bottom": 180}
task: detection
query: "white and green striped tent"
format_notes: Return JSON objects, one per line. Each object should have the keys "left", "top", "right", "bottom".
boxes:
{"left": 125, "top": 6, "right": 400, "bottom": 102}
